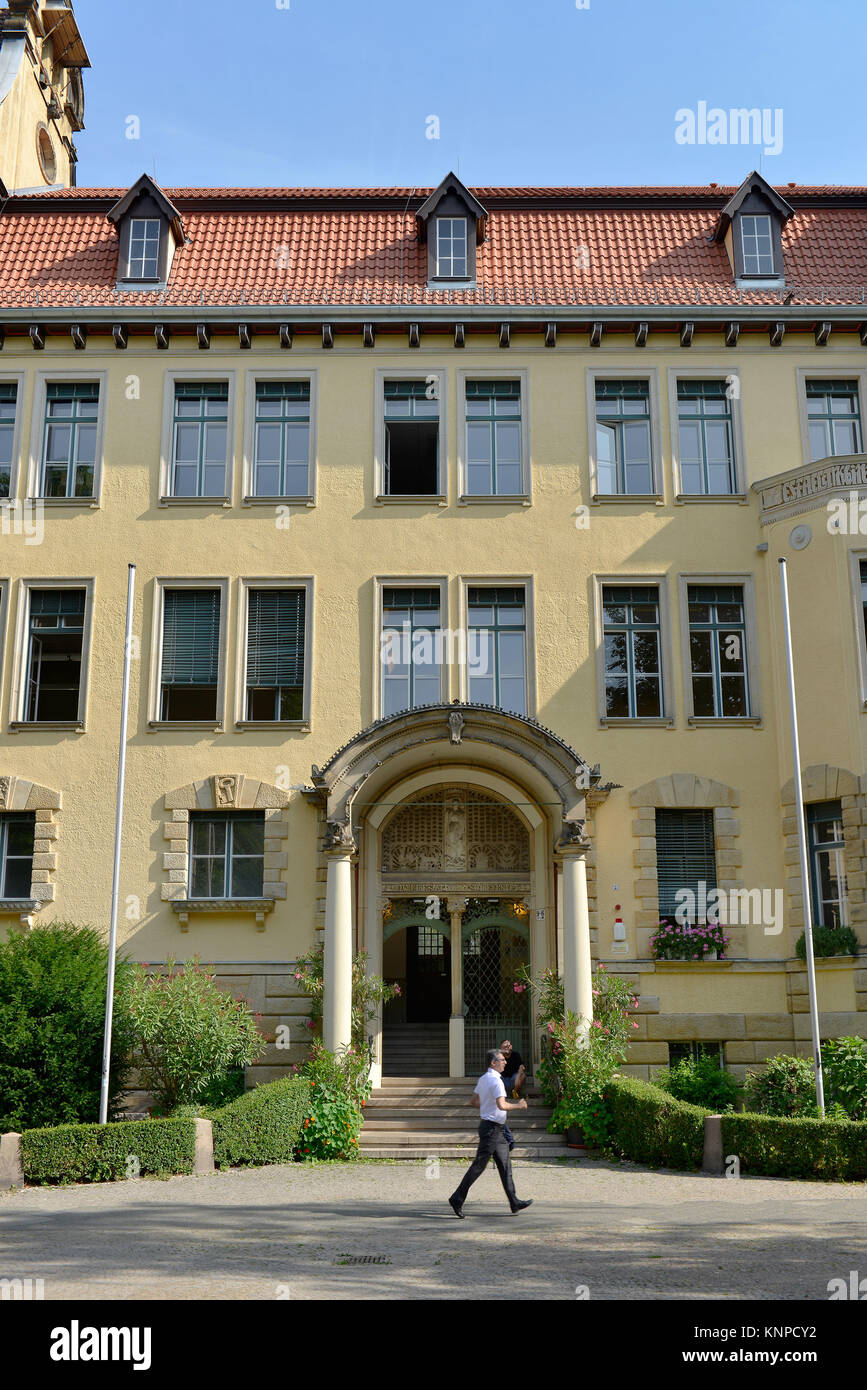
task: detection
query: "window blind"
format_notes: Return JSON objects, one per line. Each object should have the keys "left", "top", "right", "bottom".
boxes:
{"left": 246, "top": 588, "right": 305, "bottom": 688}
{"left": 656, "top": 809, "right": 717, "bottom": 917}
{"left": 162, "top": 589, "right": 220, "bottom": 685}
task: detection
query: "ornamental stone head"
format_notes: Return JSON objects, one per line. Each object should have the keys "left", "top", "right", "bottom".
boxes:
{"left": 324, "top": 819, "right": 356, "bottom": 852}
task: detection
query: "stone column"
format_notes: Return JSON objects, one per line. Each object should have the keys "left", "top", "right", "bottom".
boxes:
{"left": 558, "top": 823, "right": 593, "bottom": 1045}
{"left": 447, "top": 896, "right": 466, "bottom": 1077}
{"left": 322, "top": 822, "right": 355, "bottom": 1056}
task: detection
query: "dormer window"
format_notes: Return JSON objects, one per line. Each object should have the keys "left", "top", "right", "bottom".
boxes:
{"left": 107, "top": 174, "right": 185, "bottom": 293}
{"left": 712, "top": 172, "right": 794, "bottom": 288}
{"left": 416, "top": 172, "right": 487, "bottom": 287}
{"left": 436, "top": 218, "right": 468, "bottom": 278}
{"left": 128, "top": 218, "right": 161, "bottom": 279}
{"left": 739, "top": 214, "right": 774, "bottom": 276}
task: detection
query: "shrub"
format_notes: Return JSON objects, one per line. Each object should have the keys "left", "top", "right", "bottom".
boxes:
{"left": 128, "top": 958, "right": 265, "bottom": 1114}
{"left": 210, "top": 1077, "right": 312, "bottom": 1168}
{"left": 744, "top": 1054, "right": 819, "bottom": 1118}
{"left": 22, "top": 1117, "right": 195, "bottom": 1185}
{"left": 653, "top": 1056, "right": 740, "bottom": 1112}
{"left": 720, "top": 1112, "right": 867, "bottom": 1181}
{"left": 795, "top": 925, "right": 859, "bottom": 960}
{"left": 607, "top": 1076, "right": 706, "bottom": 1169}
{"left": 292, "top": 944, "right": 399, "bottom": 1049}
{"left": 822, "top": 1036, "right": 867, "bottom": 1122}
{"left": 544, "top": 967, "right": 639, "bottom": 1144}
{"left": 0, "top": 923, "right": 136, "bottom": 1132}
{"left": 297, "top": 1042, "right": 370, "bottom": 1160}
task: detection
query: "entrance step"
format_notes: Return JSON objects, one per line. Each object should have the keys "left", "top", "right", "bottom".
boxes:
{"left": 382, "top": 1023, "right": 450, "bottom": 1077}
{"left": 359, "top": 1078, "right": 567, "bottom": 1160}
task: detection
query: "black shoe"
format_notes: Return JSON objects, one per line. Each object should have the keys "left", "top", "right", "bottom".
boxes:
{"left": 449, "top": 1195, "right": 465, "bottom": 1219}
{"left": 510, "top": 1198, "right": 533, "bottom": 1214}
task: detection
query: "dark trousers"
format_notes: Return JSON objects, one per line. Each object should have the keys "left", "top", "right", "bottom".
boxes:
{"left": 451, "top": 1119, "right": 518, "bottom": 1209}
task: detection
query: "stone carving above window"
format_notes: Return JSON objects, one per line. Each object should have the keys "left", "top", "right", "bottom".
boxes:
{"left": 381, "top": 788, "right": 530, "bottom": 874}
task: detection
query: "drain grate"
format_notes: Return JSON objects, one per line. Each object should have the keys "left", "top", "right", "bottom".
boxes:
{"left": 333, "top": 1254, "right": 392, "bottom": 1266}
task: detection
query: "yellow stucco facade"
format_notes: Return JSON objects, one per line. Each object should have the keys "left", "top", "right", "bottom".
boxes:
{"left": 1, "top": 319, "right": 866, "bottom": 1082}
{"left": 0, "top": 2, "right": 87, "bottom": 192}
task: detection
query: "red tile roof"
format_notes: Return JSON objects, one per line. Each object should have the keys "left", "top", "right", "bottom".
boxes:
{"left": 1, "top": 184, "right": 866, "bottom": 310}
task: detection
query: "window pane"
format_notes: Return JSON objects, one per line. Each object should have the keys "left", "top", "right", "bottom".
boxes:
{"left": 231, "top": 857, "right": 263, "bottom": 897}
{"left": 232, "top": 819, "right": 264, "bottom": 855}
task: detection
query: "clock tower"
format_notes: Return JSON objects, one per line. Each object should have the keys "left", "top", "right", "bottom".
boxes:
{"left": 0, "top": 1, "right": 89, "bottom": 192}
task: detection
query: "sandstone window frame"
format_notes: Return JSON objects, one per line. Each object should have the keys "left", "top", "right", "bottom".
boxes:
{"left": 372, "top": 575, "right": 449, "bottom": 720}
{"left": 374, "top": 368, "right": 448, "bottom": 505}
{"left": 0, "top": 775, "right": 62, "bottom": 926}
{"left": 457, "top": 368, "right": 531, "bottom": 505}
{"left": 796, "top": 367, "right": 867, "bottom": 473}
{"left": 667, "top": 367, "right": 747, "bottom": 502}
{"left": 8, "top": 577, "right": 94, "bottom": 731}
{"left": 158, "top": 370, "right": 237, "bottom": 507}
{"left": 456, "top": 574, "right": 536, "bottom": 716}
{"left": 677, "top": 572, "right": 763, "bottom": 726}
{"left": 592, "top": 573, "right": 675, "bottom": 727}
{"left": 0, "top": 371, "right": 26, "bottom": 500}
{"left": 847, "top": 548, "right": 867, "bottom": 710}
{"left": 161, "top": 773, "right": 290, "bottom": 930}
{"left": 235, "top": 575, "right": 315, "bottom": 730}
{"left": 27, "top": 370, "right": 108, "bottom": 508}
{"left": 241, "top": 368, "right": 318, "bottom": 507}
{"left": 586, "top": 366, "right": 664, "bottom": 504}
{"left": 779, "top": 764, "right": 865, "bottom": 950}
{"left": 148, "top": 576, "right": 230, "bottom": 730}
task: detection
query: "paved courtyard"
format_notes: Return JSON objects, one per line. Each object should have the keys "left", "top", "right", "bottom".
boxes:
{"left": 2, "top": 1157, "right": 865, "bottom": 1300}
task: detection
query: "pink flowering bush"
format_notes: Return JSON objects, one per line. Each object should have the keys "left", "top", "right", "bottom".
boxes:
{"left": 294, "top": 943, "right": 399, "bottom": 1049}
{"left": 650, "top": 920, "right": 729, "bottom": 961}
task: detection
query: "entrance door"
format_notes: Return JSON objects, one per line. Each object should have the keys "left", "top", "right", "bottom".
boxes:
{"left": 406, "top": 922, "right": 451, "bottom": 1022}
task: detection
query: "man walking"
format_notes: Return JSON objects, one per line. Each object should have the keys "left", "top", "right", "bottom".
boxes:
{"left": 449, "top": 1048, "right": 533, "bottom": 1217}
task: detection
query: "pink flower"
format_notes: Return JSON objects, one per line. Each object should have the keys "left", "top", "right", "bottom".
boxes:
{"left": 547, "top": 1022, "right": 556, "bottom": 1034}
{"left": 632, "top": 1022, "right": 639, "bottom": 1029}
{"left": 394, "top": 984, "right": 402, "bottom": 996}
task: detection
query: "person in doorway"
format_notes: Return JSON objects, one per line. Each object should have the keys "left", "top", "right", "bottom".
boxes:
{"left": 448, "top": 1049, "right": 533, "bottom": 1218}
{"left": 500, "top": 1038, "right": 526, "bottom": 1098}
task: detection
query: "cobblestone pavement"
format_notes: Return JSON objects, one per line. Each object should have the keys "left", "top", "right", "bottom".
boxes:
{"left": 2, "top": 1157, "right": 865, "bottom": 1300}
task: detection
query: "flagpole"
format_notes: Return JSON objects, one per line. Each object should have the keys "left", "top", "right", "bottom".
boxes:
{"left": 778, "top": 557, "right": 825, "bottom": 1117}
{"left": 99, "top": 564, "right": 136, "bottom": 1125}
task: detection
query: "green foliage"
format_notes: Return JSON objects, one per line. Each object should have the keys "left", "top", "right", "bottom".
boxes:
{"left": 821, "top": 1036, "right": 867, "bottom": 1121}
{"left": 292, "top": 944, "right": 399, "bottom": 1049}
{"left": 545, "top": 967, "right": 639, "bottom": 1145}
{"left": 128, "top": 958, "right": 265, "bottom": 1114}
{"left": 650, "top": 919, "right": 728, "bottom": 960}
{"left": 721, "top": 1112, "right": 867, "bottom": 1181}
{"left": 0, "top": 923, "right": 136, "bottom": 1132}
{"left": 514, "top": 964, "right": 563, "bottom": 1028}
{"left": 21, "top": 1117, "right": 195, "bottom": 1185}
{"left": 653, "top": 1056, "right": 740, "bottom": 1112}
{"left": 607, "top": 1076, "right": 707, "bottom": 1170}
{"left": 210, "top": 1077, "right": 312, "bottom": 1168}
{"left": 795, "top": 925, "right": 859, "bottom": 960}
{"left": 297, "top": 1042, "right": 370, "bottom": 1160}
{"left": 744, "top": 1054, "right": 819, "bottom": 1118}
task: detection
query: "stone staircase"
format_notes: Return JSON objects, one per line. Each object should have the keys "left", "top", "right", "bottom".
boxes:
{"left": 359, "top": 1076, "right": 570, "bottom": 1159}
{"left": 381, "top": 1023, "right": 449, "bottom": 1077}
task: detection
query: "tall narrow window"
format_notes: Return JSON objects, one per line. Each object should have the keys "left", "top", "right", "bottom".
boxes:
{"left": 594, "top": 380, "right": 652, "bottom": 494}
{"left": 189, "top": 812, "right": 265, "bottom": 899}
{"left": 40, "top": 383, "right": 99, "bottom": 498}
{"left": 687, "top": 584, "right": 749, "bottom": 717}
{"left": 436, "top": 218, "right": 468, "bottom": 277}
{"left": 253, "top": 381, "right": 310, "bottom": 497}
{"left": 806, "top": 380, "right": 862, "bottom": 462}
{"left": 602, "top": 585, "right": 663, "bottom": 717}
{"left": 860, "top": 560, "right": 867, "bottom": 652}
{"left": 0, "top": 814, "right": 35, "bottom": 897}
{"left": 677, "top": 380, "right": 736, "bottom": 494}
{"left": 246, "top": 587, "right": 306, "bottom": 720}
{"left": 171, "top": 382, "right": 229, "bottom": 498}
{"left": 807, "top": 801, "right": 849, "bottom": 929}
{"left": 383, "top": 382, "right": 439, "bottom": 496}
{"left": 467, "top": 586, "right": 526, "bottom": 715}
{"left": 0, "top": 382, "right": 17, "bottom": 497}
{"left": 160, "top": 588, "right": 221, "bottom": 720}
{"left": 128, "top": 218, "right": 161, "bottom": 279}
{"left": 25, "top": 589, "right": 85, "bottom": 722}
{"left": 381, "top": 587, "right": 441, "bottom": 715}
{"left": 656, "top": 809, "right": 717, "bottom": 922}
{"left": 740, "top": 214, "right": 774, "bottom": 276}
{"left": 465, "top": 381, "right": 522, "bottom": 496}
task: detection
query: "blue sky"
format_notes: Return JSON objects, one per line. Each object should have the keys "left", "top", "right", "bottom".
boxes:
{"left": 75, "top": 0, "right": 866, "bottom": 189}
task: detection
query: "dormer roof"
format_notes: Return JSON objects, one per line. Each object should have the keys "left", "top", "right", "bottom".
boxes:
{"left": 107, "top": 173, "right": 185, "bottom": 245}
{"left": 416, "top": 172, "right": 487, "bottom": 244}
{"left": 712, "top": 170, "right": 795, "bottom": 242}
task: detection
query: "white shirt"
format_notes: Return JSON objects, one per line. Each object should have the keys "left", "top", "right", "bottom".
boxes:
{"left": 475, "top": 1067, "right": 507, "bottom": 1123}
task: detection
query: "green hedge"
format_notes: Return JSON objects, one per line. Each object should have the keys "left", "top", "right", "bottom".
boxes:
{"left": 210, "top": 1076, "right": 312, "bottom": 1168}
{"left": 22, "top": 1118, "right": 196, "bottom": 1185}
{"left": 607, "top": 1075, "right": 706, "bottom": 1170}
{"left": 721, "top": 1113, "right": 867, "bottom": 1181}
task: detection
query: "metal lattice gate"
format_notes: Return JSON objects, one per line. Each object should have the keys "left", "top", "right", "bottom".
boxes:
{"left": 462, "top": 917, "right": 530, "bottom": 1076}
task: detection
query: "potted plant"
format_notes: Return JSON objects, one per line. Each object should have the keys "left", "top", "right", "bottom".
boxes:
{"left": 650, "top": 920, "right": 729, "bottom": 961}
